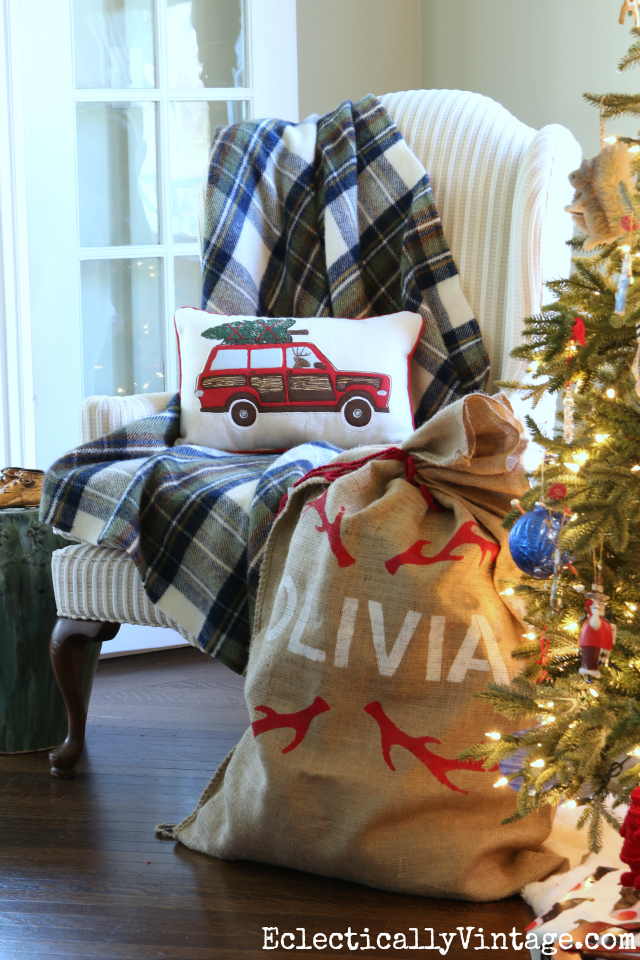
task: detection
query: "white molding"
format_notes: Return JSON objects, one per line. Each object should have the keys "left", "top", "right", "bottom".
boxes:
{"left": 73, "top": 87, "right": 252, "bottom": 101}
{"left": 0, "top": 0, "right": 36, "bottom": 467}
{"left": 251, "top": 0, "right": 298, "bottom": 122}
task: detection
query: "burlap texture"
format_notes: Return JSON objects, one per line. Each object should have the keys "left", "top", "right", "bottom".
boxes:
{"left": 166, "top": 393, "right": 568, "bottom": 900}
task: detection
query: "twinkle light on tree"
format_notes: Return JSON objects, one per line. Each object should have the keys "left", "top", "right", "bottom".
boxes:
{"left": 461, "top": 13, "right": 640, "bottom": 852}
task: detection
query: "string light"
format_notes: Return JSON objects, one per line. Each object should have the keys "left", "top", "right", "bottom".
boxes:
{"left": 485, "top": 732, "right": 501, "bottom": 740}
{"left": 622, "top": 244, "right": 632, "bottom": 254}
{"left": 493, "top": 778, "right": 508, "bottom": 788}
{"left": 565, "top": 462, "right": 581, "bottom": 473}
{"left": 630, "top": 144, "right": 640, "bottom": 154}
{"left": 606, "top": 388, "right": 616, "bottom": 398}
{"left": 565, "top": 622, "right": 579, "bottom": 632}
{"left": 595, "top": 434, "right": 609, "bottom": 443}
{"left": 574, "top": 451, "right": 589, "bottom": 463}
{"left": 571, "top": 513, "right": 579, "bottom": 521}
{"left": 630, "top": 747, "right": 640, "bottom": 757}
{"left": 604, "top": 135, "right": 618, "bottom": 144}
{"left": 524, "top": 632, "right": 537, "bottom": 640}
{"left": 589, "top": 688, "right": 599, "bottom": 697}
{"left": 501, "top": 588, "right": 515, "bottom": 596}
{"left": 564, "top": 799, "right": 577, "bottom": 808}
{"left": 632, "top": 465, "right": 640, "bottom": 472}
{"left": 530, "top": 759, "right": 545, "bottom": 768}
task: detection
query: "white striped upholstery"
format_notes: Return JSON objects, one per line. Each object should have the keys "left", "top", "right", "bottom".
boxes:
{"left": 81, "top": 392, "right": 173, "bottom": 444}
{"left": 381, "top": 90, "right": 581, "bottom": 386}
{"left": 52, "top": 543, "right": 196, "bottom": 642}
{"left": 63, "top": 89, "right": 582, "bottom": 632}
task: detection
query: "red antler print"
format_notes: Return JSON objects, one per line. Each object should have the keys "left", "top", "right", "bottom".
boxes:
{"left": 252, "top": 696, "right": 330, "bottom": 753}
{"left": 304, "top": 490, "right": 356, "bottom": 567}
{"left": 385, "top": 520, "right": 498, "bottom": 575}
{"left": 364, "top": 701, "right": 492, "bottom": 793}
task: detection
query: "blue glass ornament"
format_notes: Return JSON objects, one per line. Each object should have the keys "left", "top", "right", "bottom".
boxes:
{"left": 508, "top": 504, "right": 570, "bottom": 579}
{"left": 499, "top": 745, "right": 527, "bottom": 793}
{"left": 615, "top": 252, "right": 632, "bottom": 315}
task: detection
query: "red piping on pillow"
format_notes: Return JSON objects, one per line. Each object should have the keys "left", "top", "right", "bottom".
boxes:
{"left": 174, "top": 313, "right": 183, "bottom": 396}
{"left": 407, "top": 315, "right": 425, "bottom": 431}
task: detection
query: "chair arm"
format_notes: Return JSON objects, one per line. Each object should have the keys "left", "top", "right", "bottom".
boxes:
{"left": 80, "top": 393, "right": 174, "bottom": 443}
{"left": 502, "top": 123, "right": 581, "bottom": 385}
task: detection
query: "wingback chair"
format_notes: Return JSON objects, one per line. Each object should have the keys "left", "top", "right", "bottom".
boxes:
{"left": 47, "top": 89, "right": 582, "bottom": 777}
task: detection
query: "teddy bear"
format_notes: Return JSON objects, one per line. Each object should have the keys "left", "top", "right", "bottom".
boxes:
{"left": 565, "top": 141, "right": 636, "bottom": 250}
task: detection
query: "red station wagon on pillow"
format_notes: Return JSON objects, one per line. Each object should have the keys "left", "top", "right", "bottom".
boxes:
{"left": 194, "top": 342, "right": 391, "bottom": 428}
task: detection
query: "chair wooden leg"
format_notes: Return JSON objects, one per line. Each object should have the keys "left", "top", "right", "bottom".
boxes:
{"left": 49, "top": 617, "right": 120, "bottom": 778}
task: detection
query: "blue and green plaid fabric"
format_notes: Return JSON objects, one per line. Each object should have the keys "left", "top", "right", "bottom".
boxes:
{"left": 201, "top": 94, "right": 489, "bottom": 423}
{"left": 42, "top": 95, "right": 489, "bottom": 674}
{"left": 41, "top": 395, "right": 339, "bottom": 674}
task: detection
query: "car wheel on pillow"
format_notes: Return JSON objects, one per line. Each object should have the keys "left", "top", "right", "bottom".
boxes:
{"left": 341, "top": 395, "right": 373, "bottom": 428}
{"left": 229, "top": 399, "right": 259, "bottom": 429}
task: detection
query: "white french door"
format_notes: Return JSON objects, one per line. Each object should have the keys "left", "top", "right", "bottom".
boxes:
{"left": 2, "top": 0, "right": 298, "bottom": 470}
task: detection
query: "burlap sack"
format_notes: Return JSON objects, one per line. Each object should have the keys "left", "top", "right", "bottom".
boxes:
{"left": 162, "top": 393, "right": 568, "bottom": 900}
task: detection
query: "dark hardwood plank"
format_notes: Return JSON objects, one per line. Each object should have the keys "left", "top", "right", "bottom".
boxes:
{"left": 0, "top": 647, "right": 535, "bottom": 958}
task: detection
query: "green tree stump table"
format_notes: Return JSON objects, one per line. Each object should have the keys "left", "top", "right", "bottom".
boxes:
{"left": 0, "top": 508, "right": 102, "bottom": 754}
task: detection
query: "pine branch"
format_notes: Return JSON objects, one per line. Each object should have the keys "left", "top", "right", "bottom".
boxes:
{"left": 619, "top": 37, "right": 640, "bottom": 71}
{"left": 584, "top": 91, "right": 640, "bottom": 119}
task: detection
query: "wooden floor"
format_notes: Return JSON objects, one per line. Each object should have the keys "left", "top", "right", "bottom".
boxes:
{"left": 0, "top": 647, "right": 534, "bottom": 959}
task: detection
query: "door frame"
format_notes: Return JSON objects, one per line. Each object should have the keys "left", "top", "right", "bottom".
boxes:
{"left": 0, "top": 0, "right": 298, "bottom": 470}
{"left": 0, "top": 0, "right": 36, "bottom": 468}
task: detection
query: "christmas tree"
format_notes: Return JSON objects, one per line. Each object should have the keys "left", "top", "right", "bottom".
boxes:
{"left": 461, "top": 11, "right": 640, "bottom": 852}
{"left": 202, "top": 318, "right": 309, "bottom": 345}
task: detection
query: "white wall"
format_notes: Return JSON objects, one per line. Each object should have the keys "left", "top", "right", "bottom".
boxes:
{"left": 296, "top": 0, "right": 421, "bottom": 119}
{"left": 420, "top": 0, "right": 640, "bottom": 159}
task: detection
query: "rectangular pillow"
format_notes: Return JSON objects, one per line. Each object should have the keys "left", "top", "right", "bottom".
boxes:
{"left": 176, "top": 309, "right": 424, "bottom": 452}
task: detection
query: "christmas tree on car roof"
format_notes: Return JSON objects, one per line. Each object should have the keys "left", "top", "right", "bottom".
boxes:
{"left": 462, "top": 5, "right": 640, "bottom": 852}
{"left": 202, "top": 318, "right": 309, "bottom": 345}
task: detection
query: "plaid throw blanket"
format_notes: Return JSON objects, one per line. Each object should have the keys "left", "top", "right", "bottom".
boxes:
{"left": 42, "top": 96, "right": 489, "bottom": 674}
{"left": 201, "top": 94, "right": 489, "bottom": 423}
{"left": 41, "top": 395, "right": 340, "bottom": 674}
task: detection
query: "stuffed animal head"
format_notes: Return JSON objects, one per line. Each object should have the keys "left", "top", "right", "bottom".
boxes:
{"left": 565, "top": 142, "right": 636, "bottom": 250}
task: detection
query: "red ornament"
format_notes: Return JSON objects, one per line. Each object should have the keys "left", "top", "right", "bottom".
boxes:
{"left": 620, "top": 786, "right": 640, "bottom": 889}
{"left": 548, "top": 484, "right": 567, "bottom": 501}
{"left": 578, "top": 584, "right": 617, "bottom": 680}
{"left": 572, "top": 316, "right": 586, "bottom": 346}
{"left": 621, "top": 215, "right": 637, "bottom": 233}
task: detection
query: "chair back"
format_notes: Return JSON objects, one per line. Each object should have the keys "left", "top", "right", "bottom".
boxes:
{"left": 381, "top": 90, "right": 582, "bottom": 387}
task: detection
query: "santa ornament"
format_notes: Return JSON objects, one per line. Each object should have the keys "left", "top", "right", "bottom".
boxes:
{"left": 579, "top": 581, "right": 617, "bottom": 680}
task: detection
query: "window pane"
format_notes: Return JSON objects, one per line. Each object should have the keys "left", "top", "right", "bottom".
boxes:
{"left": 251, "top": 348, "right": 283, "bottom": 369}
{"left": 81, "top": 258, "right": 165, "bottom": 397}
{"left": 211, "top": 349, "right": 247, "bottom": 370}
{"left": 166, "top": 0, "right": 246, "bottom": 88}
{"left": 174, "top": 256, "right": 202, "bottom": 310}
{"left": 73, "top": 0, "right": 155, "bottom": 89}
{"left": 170, "top": 100, "right": 247, "bottom": 243}
{"left": 77, "top": 102, "right": 159, "bottom": 247}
